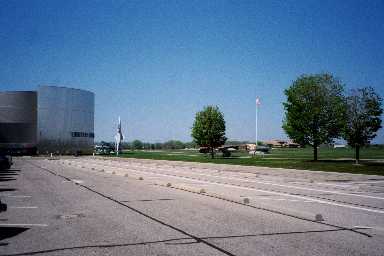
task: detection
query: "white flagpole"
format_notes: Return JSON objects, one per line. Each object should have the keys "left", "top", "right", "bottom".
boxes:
{"left": 256, "top": 102, "right": 258, "bottom": 148}
{"left": 255, "top": 97, "right": 260, "bottom": 152}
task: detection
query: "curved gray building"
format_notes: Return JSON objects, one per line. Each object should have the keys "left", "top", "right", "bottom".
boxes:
{"left": 0, "top": 91, "right": 37, "bottom": 154}
{"left": 37, "top": 86, "right": 94, "bottom": 154}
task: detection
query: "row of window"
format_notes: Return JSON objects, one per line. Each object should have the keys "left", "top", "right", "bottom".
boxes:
{"left": 71, "top": 132, "right": 95, "bottom": 138}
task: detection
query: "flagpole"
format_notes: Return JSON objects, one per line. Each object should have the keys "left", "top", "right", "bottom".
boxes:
{"left": 255, "top": 97, "right": 261, "bottom": 154}
{"left": 255, "top": 100, "right": 258, "bottom": 150}
{"left": 256, "top": 104, "right": 258, "bottom": 147}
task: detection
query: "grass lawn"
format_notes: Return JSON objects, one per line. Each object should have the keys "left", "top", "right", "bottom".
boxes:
{"left": 117, "top": 147, "right": 384, "bottom": 176}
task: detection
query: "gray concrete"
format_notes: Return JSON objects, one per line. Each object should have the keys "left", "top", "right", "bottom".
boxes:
{"left": 1, "top": 157, "right": 384, "bottom": 255}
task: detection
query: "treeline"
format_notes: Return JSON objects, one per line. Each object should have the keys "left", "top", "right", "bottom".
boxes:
{"left": 96, "top": 140, "right": 258, "bottom": 151}
{"left": 97, "top": 140, "right": 197, "bottom": 150}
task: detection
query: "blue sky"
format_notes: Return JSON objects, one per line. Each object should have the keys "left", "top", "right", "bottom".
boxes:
{"left": 1, "top": 0, "right": 383, "bottom": 143}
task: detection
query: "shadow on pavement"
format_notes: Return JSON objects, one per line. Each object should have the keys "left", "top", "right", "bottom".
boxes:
{"left": 0, "top": 169, "right": 20, "bottom": 174}
{"left": 0, "top": 169, "right": 24, "bottom": 249}
{"left": 0, "top": 227, "right": 29, "bottom": 245}
{"left": 0, "top": 168, "right": 18, "bottom": 202}
{"left": 0, "top": 169, "right": 19, "bottom": 183}
{"left": 0, "top": 188, "right": 16, "bottom": 193}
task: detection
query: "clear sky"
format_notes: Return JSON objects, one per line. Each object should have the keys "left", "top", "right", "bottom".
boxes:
{"left": 1, "top": 0, "right": 383, "bottom": 143}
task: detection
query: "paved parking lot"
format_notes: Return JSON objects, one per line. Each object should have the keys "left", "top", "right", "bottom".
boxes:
{"left": 1, "top": 156, "right": 384, "bottom": 255}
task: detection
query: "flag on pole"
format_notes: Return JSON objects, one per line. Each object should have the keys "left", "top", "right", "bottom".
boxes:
{"left": 255, "top": 97, "right": 260, "bottom": 152}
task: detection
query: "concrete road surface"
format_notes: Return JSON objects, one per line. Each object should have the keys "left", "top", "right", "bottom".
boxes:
{"left": 1, "top": 156, "right": 384, "bottom": 255}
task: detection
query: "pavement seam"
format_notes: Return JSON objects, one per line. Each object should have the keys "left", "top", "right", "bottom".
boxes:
{"left": 28, "top": 162, "right": 238, "bottom": 256}
{"left": 122, "top": 163, "right": 384, "bottom": 200}
{"left": 84, "top": 160, "right": 384, "bottom": 212}
{"left": 153, "top": 184, "right": 372, "bottom": 238}
{"left": 35, "top": 160, "right": 374, "bottom": 238}
{"left": 57, "top": 160, "right": 374, "bottom": 237}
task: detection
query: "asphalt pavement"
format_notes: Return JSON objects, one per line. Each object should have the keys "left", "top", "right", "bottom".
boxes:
{"left": 1, "top": 156, "right": 384, "bottom": 255}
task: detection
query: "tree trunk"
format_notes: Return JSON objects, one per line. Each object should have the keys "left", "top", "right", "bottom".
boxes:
{"left": 313, "top": 143, "right": 318, "bottom": 161}
{"left": 355, "top": 145, "right": 360, "bottom": 164}
{"left": 210, "top": 147, "right": 215, "bottom": 159}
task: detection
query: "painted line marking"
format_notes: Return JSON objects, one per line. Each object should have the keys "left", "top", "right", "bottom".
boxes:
{"left": 354, "top": 180, "right": 384, "bottom": 184}
{"left": 315, "top": 182, "right": 353, "bottom": 188}
{"left": 254, "top": 198, "right": 314, "bottom": 203}
{"left": 0, "top": 223, "right": 48, "bottom": 227}
{"left": 131, "top": 164, "right": 384, "bottom": 200}
{"left": 353, "top": 226, "right": 373, "bottom": 229}
{"left": 111, "top": 161, "right": 384, "bottom": 200}
{"left": 9, "top": 206, "right": 38, "bottom": 209}
{"left": 167, "top": 176, "right": 384, "bottom": 214}
{"left": 4, "top": 195, "right": 32, "bottom": 198}
{"left": 80, "top": 162, "right": 384, "bottom": 214}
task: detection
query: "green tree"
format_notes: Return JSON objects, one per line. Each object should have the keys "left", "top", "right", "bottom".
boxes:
{"left": 191, "top": 105, "right": 227, "bottom": 158}
{"left": 283, "top": 74, "right": 346, "bottom": 161}
{"left": 163, "top": 140, "right": 185, "bottom": 150}
{"left": 143, "top": 142, "right": 151, "bottom": 150}
{"left": 132, "top": 140, "right": 143, "bottom": 150}
{"left": 344, "top": 87, "right": 383, "bottom": 164}
{"left": 184, "top": 141, "right": 197, "bottom": 149}
{"left": 154, "top": 143, "right": 163, "bottom": 150}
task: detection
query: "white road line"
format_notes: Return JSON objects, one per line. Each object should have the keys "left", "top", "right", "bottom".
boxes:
{"left": 9, "top": 206, "right": 38, "bottom": 209}
{"left": 0, "top": 223, "right": 48, "bottom": 227}
{"left": 175, "top": 176, "right": 384, "bottom": 214}
{"left": 255, "top": 198, "right": 312, "bottom": 202}
{"left": 84, "top": 163, "right": 384, "bottom": 214}
{"left": 4, "top": 195, "right": 32, "bottom": 198}
{"left": 131, "top": 164, "right": 384, "bottom": 200}
{"left": 353, "top": 226, "right": 373, "bottom": 229}
{"left": 315, "top": 182, "right": 353, "bottom": 188}
{"left": 354, "top": 180, "right": 384, "bottom": 184}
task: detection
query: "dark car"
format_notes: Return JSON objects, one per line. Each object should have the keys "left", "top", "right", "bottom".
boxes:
{"left": 0, "top": 199, "right": 6, "bottom": 212}
{"left": 0, "top": 154, "right": 11, "bottom": 212}
{"left": 0, "top": 154, "right": 12, "bottom": 170}
{"left": 256, "top": 145, "right": 271, "bottom": 153}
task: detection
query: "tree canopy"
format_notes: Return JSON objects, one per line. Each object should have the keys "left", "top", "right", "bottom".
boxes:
{"left": 283, "top": 73, "right": 346, "bottom": 161}
{"left": 344, "top": 87, "right": 383, "bottom": 163}
{"left": 191, "top": 105, "right": 227, "bottom": 158}
{"left": 132, "top": 139, "right": 143, "bottom": 150}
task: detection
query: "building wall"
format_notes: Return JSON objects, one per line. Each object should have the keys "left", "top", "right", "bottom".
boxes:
{"left": 0, "top": 91, "right": 37, "bottom": 154}
{"left": 37, "top": 86, "right": 94, "bottom": 153}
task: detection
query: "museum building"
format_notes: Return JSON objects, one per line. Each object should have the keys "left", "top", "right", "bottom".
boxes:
{"left": 0, "top": 85, "right": 94, "bottom": 154}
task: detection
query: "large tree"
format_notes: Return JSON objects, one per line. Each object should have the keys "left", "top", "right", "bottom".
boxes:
{"left": 192, "top": 105, "right": 227, "bottom": 158}
{"left": 283, "top": 74, "right": 346, "bottom": 161}
{"left": 344, "top": 87, "right": 382, "bottom": 164}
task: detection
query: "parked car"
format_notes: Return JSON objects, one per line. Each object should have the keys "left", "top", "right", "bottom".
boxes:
{"left": 94, "top": 144, "right": 113, "bottom": 155}
{"left": 0, "top": 154, "right": 11, "bottom": 212}
{"left": 255, "top": 145, "right": 271, "bottom": 153}
{"left": 0, "top": 154, "right": 12, "bottom": 170}
{"left": 0, "top": 199, "right": 6, "bottom": 212}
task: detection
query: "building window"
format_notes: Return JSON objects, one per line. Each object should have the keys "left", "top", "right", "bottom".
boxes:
{"left": 71, "top": 131, "right": 94, "bottom": 138}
